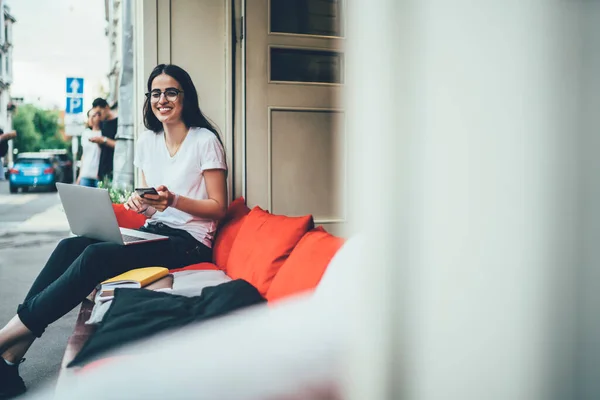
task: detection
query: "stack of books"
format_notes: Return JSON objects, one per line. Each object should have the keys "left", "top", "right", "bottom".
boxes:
{"left": 96, "top": 266, "right": 170, "bottom": 302}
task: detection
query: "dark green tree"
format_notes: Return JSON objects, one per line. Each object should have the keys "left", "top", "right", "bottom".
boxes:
{"left": 34, "top": 108, "right": 65, "bottom": 150}
{"left": 12, "top": 105, "right": 68, "bottom": 154}
{"left": 12, "top": 105, "right": 42, "bottom": 153}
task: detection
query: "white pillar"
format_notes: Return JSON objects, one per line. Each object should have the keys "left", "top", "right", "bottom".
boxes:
{"left": 345, "top": 1, "right": 588, "bottom": 399}
{"left": 577, "top": 4, "right": 600, "bottom": 398}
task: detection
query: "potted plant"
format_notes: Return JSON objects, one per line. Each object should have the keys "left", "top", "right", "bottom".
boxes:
{"left": 97, "top": 178, "right": 133, "bottom": 204}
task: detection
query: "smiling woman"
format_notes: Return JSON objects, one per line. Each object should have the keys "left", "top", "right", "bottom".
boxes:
{"left": 0, "top": 64, "right": 228, "bottom": 398}
{"left": 132, "top": 63, "right": 228, "bottom": 239}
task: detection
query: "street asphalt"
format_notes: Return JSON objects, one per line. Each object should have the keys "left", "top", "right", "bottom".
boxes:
{"left": 0, "top": 180, "right": 77, "bottom": 397}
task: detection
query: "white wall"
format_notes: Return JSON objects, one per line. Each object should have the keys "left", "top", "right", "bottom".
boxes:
{"left": 134, "top": 0, "right": 232, "bottom": 197}
{"left": 170, "top": 0, "right": 229, "bottom": 149}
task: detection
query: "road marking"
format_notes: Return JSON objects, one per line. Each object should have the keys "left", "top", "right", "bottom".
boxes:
{"left": 0, "top": 194, "right": 39, "bottom": 205}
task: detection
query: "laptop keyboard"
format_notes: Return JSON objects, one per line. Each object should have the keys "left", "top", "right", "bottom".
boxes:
{"left": 122, "top": 234, "right": 146, "bottom": 243}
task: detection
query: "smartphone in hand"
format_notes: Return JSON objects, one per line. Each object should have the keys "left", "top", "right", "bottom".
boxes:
{"left": 135, "top": 187, "right": 159, "bottom": 198}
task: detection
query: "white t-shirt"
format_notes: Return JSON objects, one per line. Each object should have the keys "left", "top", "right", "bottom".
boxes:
{"left": 80, "top": 128, "right": 102, "bottom": 179}
{"left": 134, "top": 127, "right": 227, "bottom": 247}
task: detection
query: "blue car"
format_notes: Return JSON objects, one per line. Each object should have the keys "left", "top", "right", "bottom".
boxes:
{"left": 9, "top": 153, "right": 60, "bottom": 193}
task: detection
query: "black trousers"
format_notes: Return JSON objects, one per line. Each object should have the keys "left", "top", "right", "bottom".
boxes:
{"left": 17, "top": 223, "right": 211, "bottom": 337}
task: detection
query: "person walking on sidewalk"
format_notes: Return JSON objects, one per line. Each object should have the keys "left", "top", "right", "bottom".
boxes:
{"left": 76, "top": 109, "right": 103, "bottom": 187}
{"left": 90, "top": 98, "right": 118, "bottom": 184}
{"left": 0, "top": 64, "right": 228, "bottom": 398}
{"left": 0, "top": 129, "right": 17, "bottom": 182}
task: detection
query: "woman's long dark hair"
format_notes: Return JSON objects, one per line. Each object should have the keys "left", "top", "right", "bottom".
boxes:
{"left": 143, "top": 64, "right": 223, "bottom": 145}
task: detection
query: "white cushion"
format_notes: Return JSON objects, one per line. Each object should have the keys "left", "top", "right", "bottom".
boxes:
{"left": 314, "top": 234, "right": 368, "bottom": 305}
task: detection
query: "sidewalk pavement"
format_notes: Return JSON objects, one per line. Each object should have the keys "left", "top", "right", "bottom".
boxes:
{"left": 0, "top": 201, "right": 75, "bottom": 395}
{"left": 17, "top": 204, "right": 69, "bottom": 232}
{"left": 0, "top": 204, "right": 70, "bottom": 236}
{"left": 0, "top": 228, "right": 76, "bottom": 396}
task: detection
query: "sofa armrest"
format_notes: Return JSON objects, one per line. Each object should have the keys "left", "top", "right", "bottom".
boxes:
{"left": 169, "top": 262, "right": 222, "bottom": 273}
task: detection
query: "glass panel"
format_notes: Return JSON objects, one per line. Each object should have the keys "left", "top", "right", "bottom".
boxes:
{"left": 271, "top": 48, "right": 343, "bottom": 84}
{"left": 271, "top": 0, "right": 343, "bottom": 37}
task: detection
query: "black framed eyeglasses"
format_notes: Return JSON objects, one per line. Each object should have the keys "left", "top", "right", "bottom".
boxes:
{"left": 145, "top": 88, "right": 183, "bottom": 103}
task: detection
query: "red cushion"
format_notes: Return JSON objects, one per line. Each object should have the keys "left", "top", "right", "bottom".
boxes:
{"left": 111, "top": 204, "right": 147, "bottom": 229}
{"left": 169, "top": 262, "right": 221, "bottom": 273}
{"left": 266, "top": 227, "right": 344, "bottom": 302}
{"left": 212, "top": 197, "right": 251, "bottom": 269}
{"left": 226, "top": 206, "right": 313, "bottom": 296}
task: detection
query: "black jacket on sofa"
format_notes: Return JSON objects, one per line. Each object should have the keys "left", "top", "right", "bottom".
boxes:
{"left": 68, "top": 279, "right": 265, "bottom": 367}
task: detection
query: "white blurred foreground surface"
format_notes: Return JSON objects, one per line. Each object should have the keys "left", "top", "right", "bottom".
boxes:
{"left": 344, "top": 1, "right": 600, "bottom": 400}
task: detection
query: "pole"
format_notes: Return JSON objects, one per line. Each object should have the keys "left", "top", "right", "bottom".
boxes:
{"left": 71, "top": 136, "right": 78, "bottom": 184}
{"left": 112, "top": 0, "right": 134, "bottom": 190}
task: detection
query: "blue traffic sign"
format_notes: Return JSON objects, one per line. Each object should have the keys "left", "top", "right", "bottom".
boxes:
{"left": 66, "top": 77, "right": 84, "bottom": 95}
{"left": 66, "top": 97, "right": 83, "bottom": 114}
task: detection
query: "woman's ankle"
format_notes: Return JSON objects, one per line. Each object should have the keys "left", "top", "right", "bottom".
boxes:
{"left": 0, "top": 316, "right": 35, "bottom": 359}
{"left": 2, "top": 357, "right": 20, "bottom": 365}
{"left": 2, "top": 338, "right": 34, "bottom": 364}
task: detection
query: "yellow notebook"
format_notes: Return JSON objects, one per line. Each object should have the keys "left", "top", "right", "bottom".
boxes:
{"left": 100, "top": 267, "right": 169, "bottom": 290}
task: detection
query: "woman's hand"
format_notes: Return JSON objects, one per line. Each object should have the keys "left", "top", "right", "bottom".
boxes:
{"left": 124, "top": 191, "right": 148, "bottom": 213}
{"left": 141, "top": 185, "right": 175, "bottom": 212}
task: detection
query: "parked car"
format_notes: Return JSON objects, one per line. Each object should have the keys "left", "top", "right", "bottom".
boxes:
{"left": 41, "top": 149, "right": 73, "bottom": 183}
{"left": 9, "top": 153, "right": 62, "bottom": 193}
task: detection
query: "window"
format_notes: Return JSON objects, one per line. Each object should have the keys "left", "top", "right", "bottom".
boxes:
{"left": 271, "top": 0, "right": 343, "bottom": 37}
{"left": 270, "top": 47, "right": 343, "bottom": 84}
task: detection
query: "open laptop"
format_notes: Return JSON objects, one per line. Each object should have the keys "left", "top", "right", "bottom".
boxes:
{"left": 56, "top": 183, "right": 169, "bottom": 245}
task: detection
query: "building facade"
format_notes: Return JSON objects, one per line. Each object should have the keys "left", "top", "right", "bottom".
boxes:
{"left": 105, "top": 0, "right": 122, "bottom": 108}
{"left": 0, "top": 0, "right": 15, "bottom": 169}
{"left": 125, "top": 0, "right": 346, "bottom": 235}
